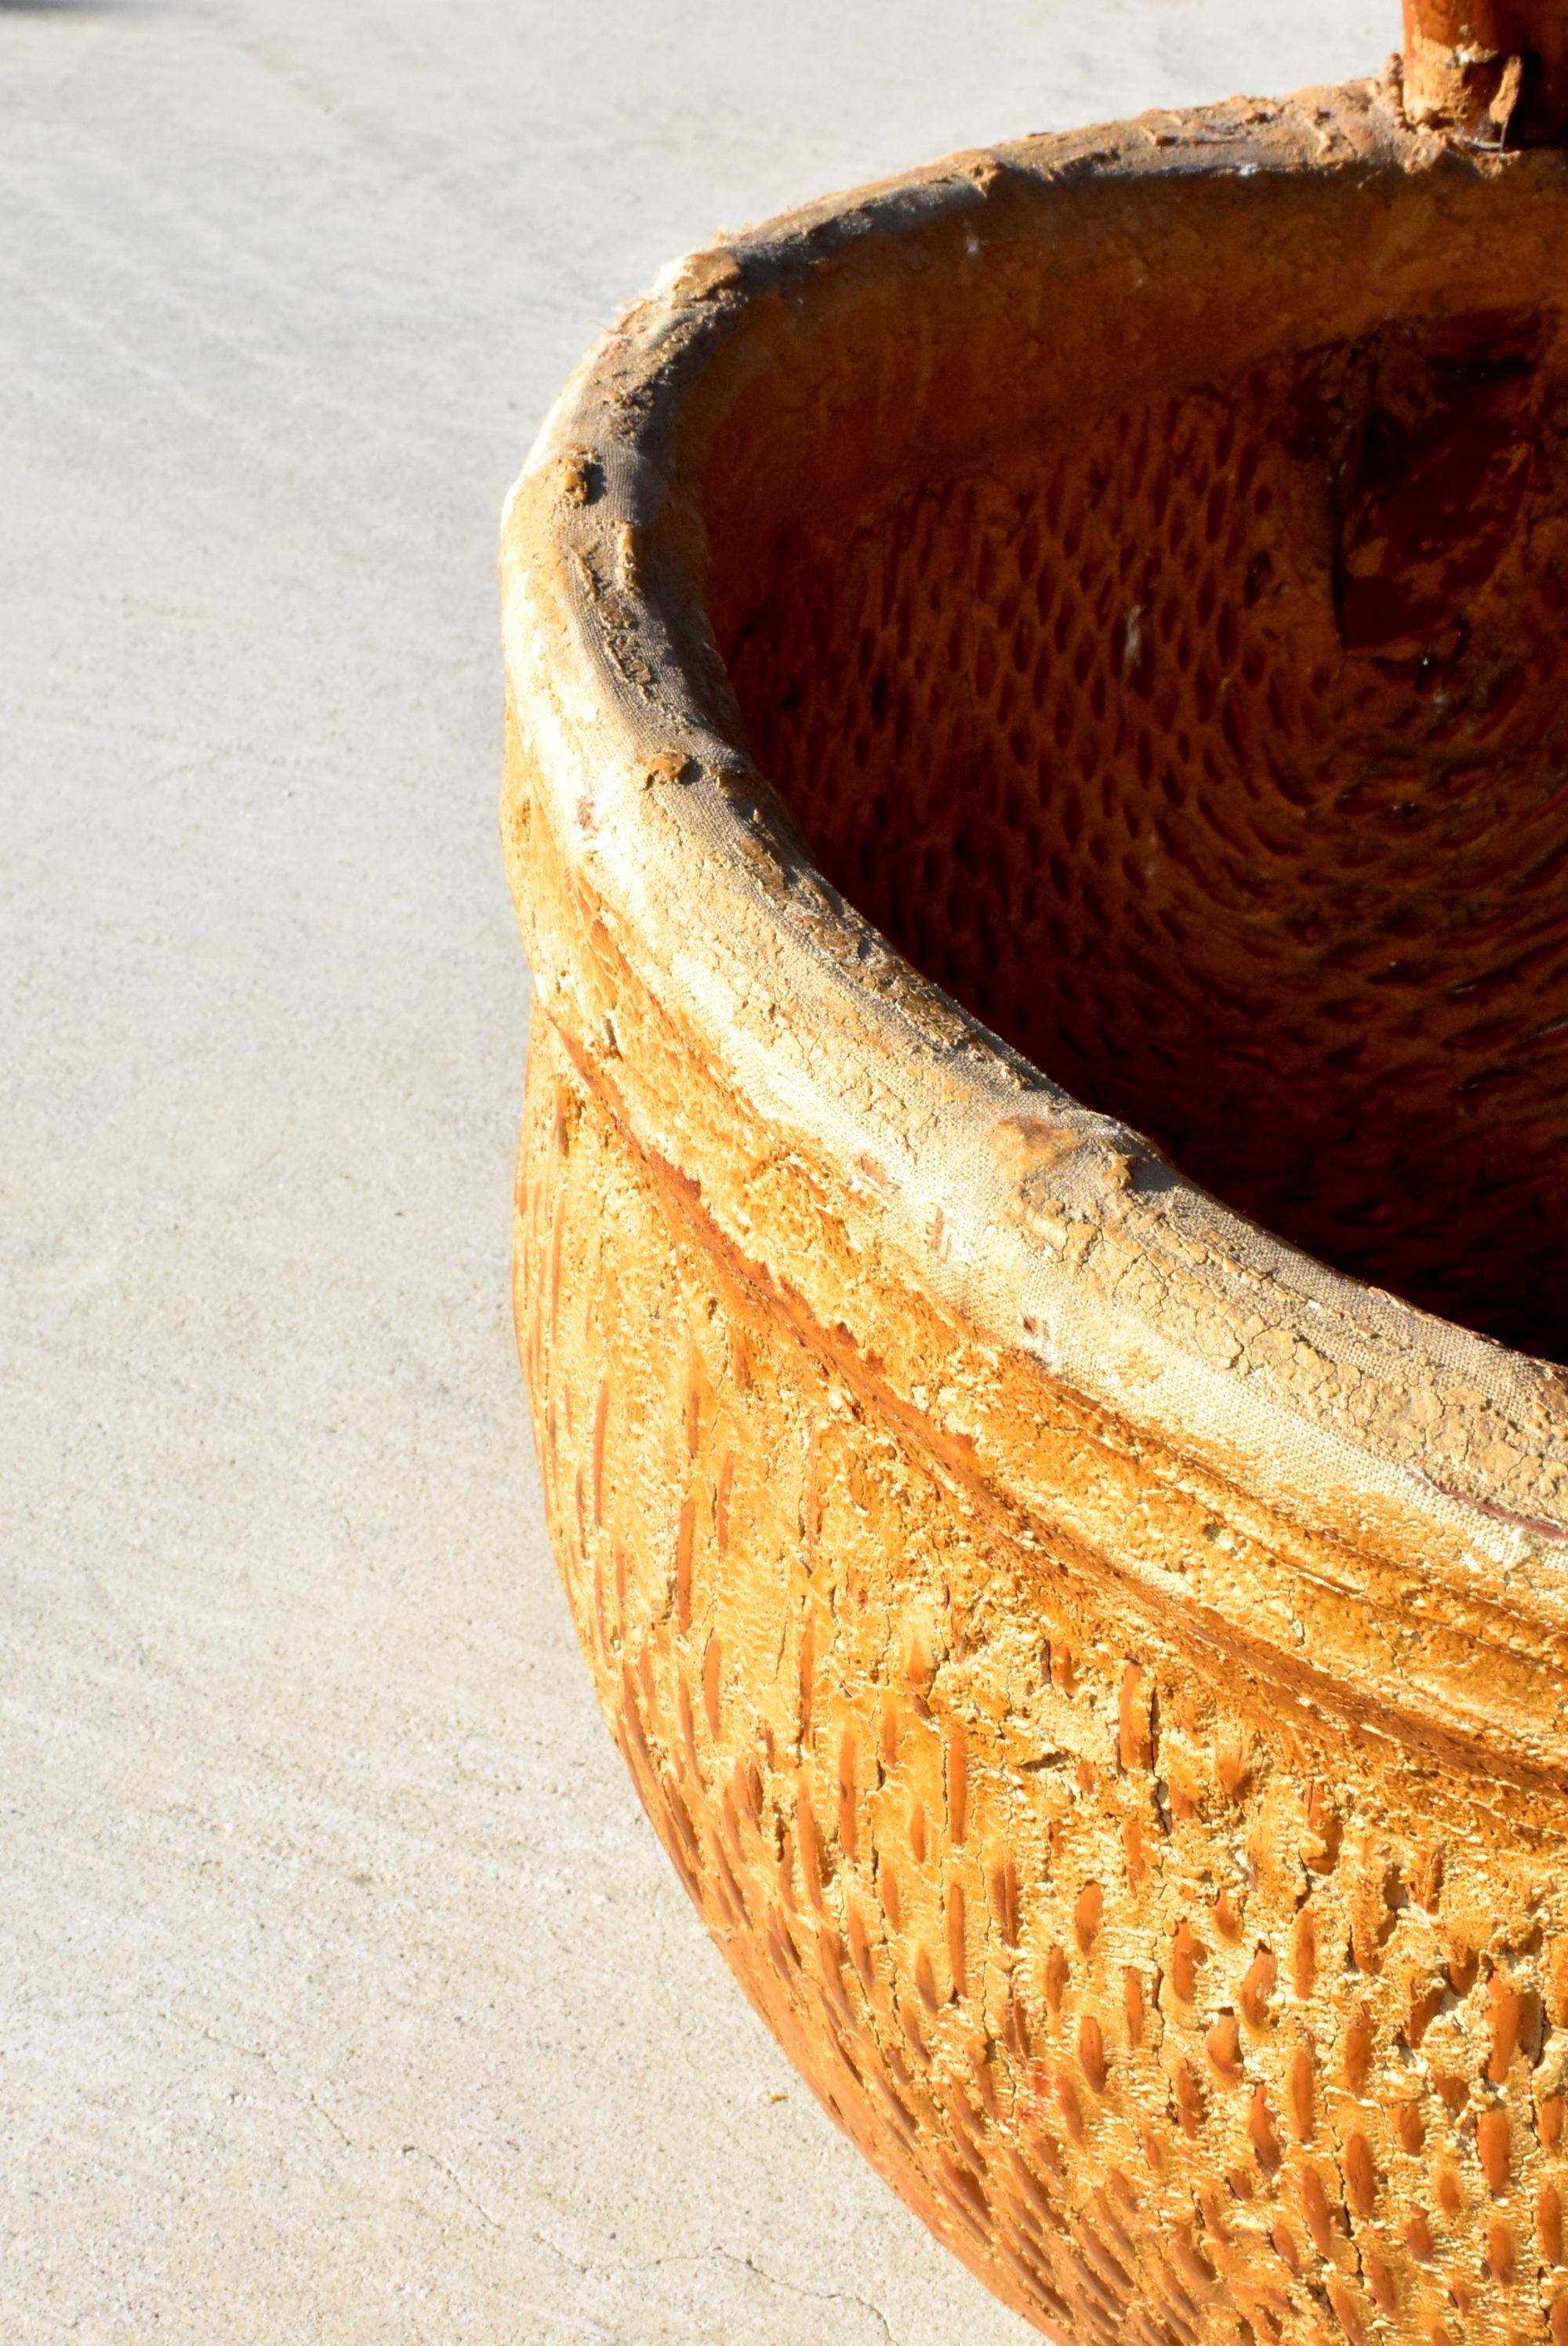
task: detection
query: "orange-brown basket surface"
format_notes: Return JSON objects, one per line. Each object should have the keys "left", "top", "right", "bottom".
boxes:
{"left": 504, "top": 74, "right": 1568, "bottom": 2346}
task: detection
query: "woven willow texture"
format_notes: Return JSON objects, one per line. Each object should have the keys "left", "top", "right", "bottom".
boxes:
{"left": 730, "top": 324, "right": 1568, "bottom": 1360}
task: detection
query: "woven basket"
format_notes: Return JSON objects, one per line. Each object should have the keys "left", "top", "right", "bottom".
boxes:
{"left": 503, "top": 34, "right": 1568, "bottom": 2346}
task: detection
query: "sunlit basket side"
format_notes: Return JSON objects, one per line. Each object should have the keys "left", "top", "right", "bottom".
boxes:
{"left": 503, "top": 53, "right": 1568, "bottom": 2346}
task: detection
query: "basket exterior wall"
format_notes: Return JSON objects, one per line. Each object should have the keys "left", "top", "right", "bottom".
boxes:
{"left": 502, "top": 80, "right": 1568, "bottom": 2346}
{"left": 516, "top": 835, "right": 1568, "bottom": 2346}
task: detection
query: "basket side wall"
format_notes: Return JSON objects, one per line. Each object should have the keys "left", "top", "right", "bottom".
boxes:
{"left": 519, "top": 999, "right": 1568, "bottom": 2346}
{"left": 503, "top": 92, "right": 1568, "bottom": 2345}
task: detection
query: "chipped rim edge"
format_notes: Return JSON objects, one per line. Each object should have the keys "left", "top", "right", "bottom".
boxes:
{"left": 501, "top": 84, "right": 1568, "bottom": 1658}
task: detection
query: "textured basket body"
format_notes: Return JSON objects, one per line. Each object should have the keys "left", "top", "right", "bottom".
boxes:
{"left": 504, "top": 82, "right": 1568, "bottom": 2346}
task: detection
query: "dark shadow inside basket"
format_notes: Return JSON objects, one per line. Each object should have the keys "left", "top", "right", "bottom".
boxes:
{"left": 710, "top": 214, "right": 1568, "bottom": 1362}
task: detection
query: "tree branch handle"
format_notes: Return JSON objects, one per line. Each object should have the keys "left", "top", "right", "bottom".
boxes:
{"left": 1403, "top": 0, "right": 1568, "bottom": 138}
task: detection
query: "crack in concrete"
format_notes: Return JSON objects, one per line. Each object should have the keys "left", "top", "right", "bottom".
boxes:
{"left": 34, "top": 2009, "right": 919, "bottom": 2346}
{"left": 717, "top": 2246, "right": 898, "bottom": 2344}
{"left": 161, "top": 2007, "right": 361, "bottom": 2153}
{"left": 527, "top": 2226, "right": 901, "bottom": 2344}
{"left": 399, "top": 2142, "right": 505, "bottom": 2232}
{"left": 306, "top": 2090, "right": 354, "bottom": 2149}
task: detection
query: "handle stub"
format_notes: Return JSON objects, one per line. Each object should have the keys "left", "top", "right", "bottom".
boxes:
{"left": 1403, "top": 0, "right": 1568, "bottom": 139}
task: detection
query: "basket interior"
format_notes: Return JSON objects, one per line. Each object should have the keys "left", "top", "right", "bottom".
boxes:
{"left": 710, "top": 206, "right": 1568, "bottom": 1360}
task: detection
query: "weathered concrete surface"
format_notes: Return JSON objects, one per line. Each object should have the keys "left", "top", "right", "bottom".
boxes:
{"left": 1, "top": 3, "right": 1382, "bottom": 2339}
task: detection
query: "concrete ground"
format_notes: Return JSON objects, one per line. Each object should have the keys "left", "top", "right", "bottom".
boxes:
{"left": 4, "top": 2, "right": 1385, "bottom": 2338}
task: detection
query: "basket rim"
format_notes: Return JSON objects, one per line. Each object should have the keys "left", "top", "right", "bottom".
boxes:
{"left": 501, "top": 79, "right": 1568, "bottom": 1645}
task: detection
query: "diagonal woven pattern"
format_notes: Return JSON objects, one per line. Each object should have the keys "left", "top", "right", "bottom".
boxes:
{"left": 730, "top": 322, "right": 1568, "bottom": 1359}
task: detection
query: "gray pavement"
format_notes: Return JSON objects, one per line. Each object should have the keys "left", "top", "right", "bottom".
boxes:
{"left": 3, "top": 2, "right": 1384, "bottom": 2337}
